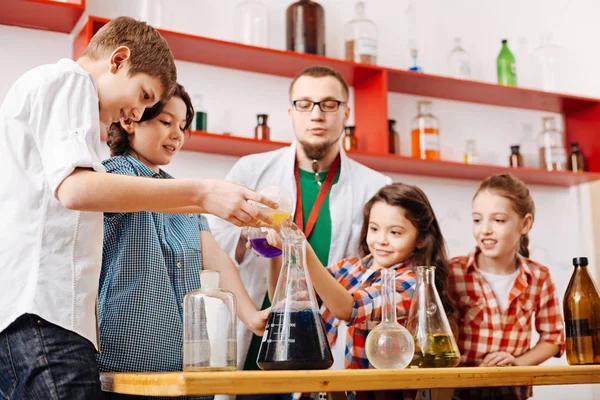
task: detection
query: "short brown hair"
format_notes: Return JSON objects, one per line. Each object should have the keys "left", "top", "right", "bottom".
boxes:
{"left": 289, "top": 65, "right": 349, "bottom": 101}
{"left": 106, "top": 83, "right": 194, "bottom": 157}
{"left": 474, "top": 174, "right": 535, "bottom": 257}
{"left": 82, "top": 16, "right": 177, "bottom": 100}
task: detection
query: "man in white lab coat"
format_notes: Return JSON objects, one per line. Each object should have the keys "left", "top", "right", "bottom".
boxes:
{"left": 207, "top": 66, "right": 390, "bottom": 399}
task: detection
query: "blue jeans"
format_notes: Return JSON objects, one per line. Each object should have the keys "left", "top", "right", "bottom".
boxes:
{"left": 0, "top": 313, "right": 103, "bottom": 400}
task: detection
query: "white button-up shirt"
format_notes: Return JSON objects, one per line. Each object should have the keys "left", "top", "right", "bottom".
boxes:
{"left": 0, "top": 59, "right": 105, "bottom": 347}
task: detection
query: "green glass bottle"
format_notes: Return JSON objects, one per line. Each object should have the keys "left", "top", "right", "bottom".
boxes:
{"left": 497, "top": 39, "right": 517, "bottom": 86}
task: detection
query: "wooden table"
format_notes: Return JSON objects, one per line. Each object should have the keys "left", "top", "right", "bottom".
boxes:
{"left": 100, "top": 366, "right": 600, "bottom": 397}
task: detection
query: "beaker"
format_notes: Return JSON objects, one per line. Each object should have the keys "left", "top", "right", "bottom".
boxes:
{"left": 365, "top": 267, "right": 415, "bottom": 369}
{"left": 406, "top": 266, "right": 460, "bottom": 368}
{"left": 257, "top": 228, "right": 333, "bottom": 370}
{"left": 183, "top": 270, "right": 237, "bottom": 371}
{"left": 248, "top": 186, "right": 293, "bottom": 258}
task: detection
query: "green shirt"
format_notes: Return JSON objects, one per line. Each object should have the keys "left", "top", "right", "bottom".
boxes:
{"left": 243, "top": 165, "right": 341, "bottom": 370}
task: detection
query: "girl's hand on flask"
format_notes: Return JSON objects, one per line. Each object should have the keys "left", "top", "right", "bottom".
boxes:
{"left": 248, "top": 307, "right": 272, "bottom": 336}
{"left": 480, "top": 351, "right": 517, "bottom": 367}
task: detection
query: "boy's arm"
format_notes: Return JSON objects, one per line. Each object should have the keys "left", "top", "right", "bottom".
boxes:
{"left": 57, "top": 168, "right": 275, "bottom": 226}
{"left": 200, "top": 231, "right": 269, "bottom": 336}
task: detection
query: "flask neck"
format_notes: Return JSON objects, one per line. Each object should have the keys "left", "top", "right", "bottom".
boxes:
{"left": 380, "top": 267, "right": 397, "bottom": 323}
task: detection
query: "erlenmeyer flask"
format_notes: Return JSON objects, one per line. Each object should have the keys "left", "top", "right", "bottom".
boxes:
{"left": 183, "top": 270, "right": 237, "bottom": 371}
{"left": 365, "top": 267, "right": 415, "bottom": 369}
{"left": 406, "top": 266, "right": 460, "bottom": 368}
{"left": 257, "top": 228, "right": 333, "bottom": 370}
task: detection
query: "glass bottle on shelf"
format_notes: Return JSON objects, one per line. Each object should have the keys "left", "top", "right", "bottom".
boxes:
{"left": 568, "top": 142, "right": 585, "bottom": 173}
{"left": 233, "top": 0, "right": 269, "bottom": 47}
{"left": 183, "top": 270, "right": 237, "bottom": 371}
{"left": 463, "top": 139, "right": 478, "bottom": 164}
{"left": 408, "top": 47, "right": 423, "bottom": 72}
{"left": 538, "top": 116, "right": 566, "bottom": 171}
{"left": 255, "top": 114, "right": 270, "bottom": 140}
{"left": 257, "top": 228, "right": 333, "bottom": 370}
{"left": 497, "top": 39, "right": 517, "bottom": 86}
{"left": 344, "top": 1, "right": 377, "bottom": 65}
{"left": 139, "top": 0, "right": 163, "bottom": 27}
{"left": 563, "top": 257, "right": 600, "bottom": 365}
{"left": 389, "top": 119, "right": 400, "bottom": 155}
{"left": 365, "top": 267, "right": 415, "bottom": 369}
{"left": 509, "top": 145, "right": 523, "bottom": 168}
{"left": 342, "top": 126, "right": 358, "bottom": 152}
{"left": 192, "top": 94, "right": 208, "bottom": 132}
{"left": 448, "top": 37, "right": 471, "bottom": 79}
{"left": 286, "top": 0, "right": 325, "bottom": 56}
{"left": 406, "top": 266, "right": 461, "bottom": 368}
{"left": 532, "top": 32, "right": 566, "bottom": 92}
{"left": 518, "top": 122, "right": 537, "bottom": 168}
{"left": 411, "top": 101, "right": 440, "bottom": 160}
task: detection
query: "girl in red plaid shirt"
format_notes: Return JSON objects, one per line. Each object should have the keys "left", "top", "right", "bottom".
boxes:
{"left": 449, "top": 174, "right": 565, "bottom": 400}
{"left": 267, "top": 183, "right": 453, "bottom": 400}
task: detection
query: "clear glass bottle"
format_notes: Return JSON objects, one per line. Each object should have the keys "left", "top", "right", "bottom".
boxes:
{"left": 497, "top": 39, "right": 517, "bottom": 86}
{"left": 389, "top": 119, "right": 400, "bottom": 155}
{"left": 448, "top": 37, "right": 471, "bottom": 79}
{"left": 532, "top": 32, "right": 566, "bottom": 92}
{"left": 568, "top": 142, "right": 585, "bottom": 173}
{"left": 563, "top": 257, "right": 600, "bottom": 365}
{"left": 406, "top": 266, "right": 461, "bottom": 368}
{"left": 234, "top": 0, "right": 269, "bottom": 47}
{"left": 518, "top": 122, "right": 538, "bottom": 168}
{"left": 192, "top": 94, "right": 208, "bottom": 132}
{"left": 463, "top": 139, "right": 478, "bottom": 164}
{"left": 365, "top": 267, "right": 415, "bottom": 369}
{"left": 255, "top": 114, "right": 270, "bottom": 140}
{"left": 411, "top": 101, "right": 440, "bottom": 160}
{"left": 183, "top": 270, "right": 237, "bottom": 371}
{"left": 257, "top": 228, "right": 333, "bottom": 370}
{"left": 344, "top": 1, "right": 377, "bottom": 65}
{"left": 286, "top": 0, "right": 325, "bottom": 56}
{"left": 139, "top": 0, "right": 163, "bottom": 27}
{"left": 538, "top": 116, "right": 566, "bottom": 171}
{"left": 408, "top": 47, "right": 423, "bottom": 72}
{"left": 509, "top": 145, "right": 523, "bottom": 168}
{"left": 342, "top": 126, "right": 358, "bottom": 151}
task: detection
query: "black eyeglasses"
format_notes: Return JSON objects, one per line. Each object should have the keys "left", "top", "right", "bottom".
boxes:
{"left": 292, "top": 99, "right": 346, "bottom": 112}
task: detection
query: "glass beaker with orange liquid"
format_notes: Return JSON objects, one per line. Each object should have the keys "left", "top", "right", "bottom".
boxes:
{"left": 248, "top": 186, "right": 293, "bottom": 258}
{"left": 411, "top": 100, "right": 440, "bottom": 160}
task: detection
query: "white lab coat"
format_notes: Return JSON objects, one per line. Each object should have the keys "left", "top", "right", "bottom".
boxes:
{"left": 207, "top": 142, "right": 390, "bottom": 399}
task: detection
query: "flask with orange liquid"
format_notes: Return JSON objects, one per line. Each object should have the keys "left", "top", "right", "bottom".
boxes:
{"left": 411, "top": 100, "right": 440, "bottom": 160}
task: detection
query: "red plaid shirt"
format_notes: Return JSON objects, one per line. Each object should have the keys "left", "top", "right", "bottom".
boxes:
{"left": 321, "top": 255, "right": 416, "bottom": 369}
{"left": 448, "top": 248, "right": 565, "bottom": 399}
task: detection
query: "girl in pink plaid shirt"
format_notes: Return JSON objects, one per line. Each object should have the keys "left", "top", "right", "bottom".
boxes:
{"left": 267, "top": 183, "right": 453, "bottom": 400}
{"left": 449, "top": 174, "right": 565, "bottom": 400}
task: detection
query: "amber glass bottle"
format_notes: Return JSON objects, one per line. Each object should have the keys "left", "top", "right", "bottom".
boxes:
{"left": 564, "top": 257, "right": 600, "bottom": 365}
{"left": 286, "top": 0, "right": 325, "bottom": 56}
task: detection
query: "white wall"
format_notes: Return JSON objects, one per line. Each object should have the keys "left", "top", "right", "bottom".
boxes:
{"left": 2, "top": 0, "right": 600, "bottom": 398}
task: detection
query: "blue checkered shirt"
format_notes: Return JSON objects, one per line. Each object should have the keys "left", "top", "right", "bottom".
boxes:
{"left": 96, "top": 154, "right": 212, "bottom": 400}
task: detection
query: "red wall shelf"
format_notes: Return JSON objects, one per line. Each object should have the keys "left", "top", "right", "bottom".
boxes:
{"left": 0, "top": 0, "right": 85, "bottom": 34}
{"left": 74, "top": 16, "right": 600, "bottom": 186}
{"left": 185, "top": 131, "right": 600, "bottom": 187}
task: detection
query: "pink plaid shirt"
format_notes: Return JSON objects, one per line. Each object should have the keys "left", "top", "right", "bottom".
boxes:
{"left": 448, "top": 248, "right": 565, "bottom": 400}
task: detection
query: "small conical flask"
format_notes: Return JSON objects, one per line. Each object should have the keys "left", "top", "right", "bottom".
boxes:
{"left": 183, "top": 270, "right": 237, "bottom": 371}
{"left": 365, "top": 267, "right": 415, "bottom": 369}
{"left": 257, "top": 228, "right": 333, "bottom": 370}
{"left": 564, "top": 257, "right": 600, "bottom": 365}
{"left": 406, "top": 266, "right": 461, "bottom": 368}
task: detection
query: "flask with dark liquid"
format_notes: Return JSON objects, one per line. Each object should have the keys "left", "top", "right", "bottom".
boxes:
{"left": 406, "top": 266, "right": 461, "bottom": 368}
{"left": 564, "top": 257, "right": 600, "bottom": 365}
{"left": 257, "top": 228, "right": 333, "bottom": 370}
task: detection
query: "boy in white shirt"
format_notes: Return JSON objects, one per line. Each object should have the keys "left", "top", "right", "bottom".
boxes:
{"left": 0, "top": 16, "right": 274, "bottom": 399}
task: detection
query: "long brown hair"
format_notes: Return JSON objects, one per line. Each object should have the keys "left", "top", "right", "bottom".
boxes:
{"left": 357, "top": 183, "right": 452, "bottom": 313}
{"left": 473, "top": 174, "right": 535, "bottom": 257}
{"left": 106, "top": 83, "right": 194, "bottom": 157}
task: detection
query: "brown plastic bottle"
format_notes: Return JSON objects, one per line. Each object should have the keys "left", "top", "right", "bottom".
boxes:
{"left": 509, "top": 145, "right": 523, "bottom": 168}
{"left": 564, "top": 257, "right": 600, "bottom": 365}
{"left": 286, "top": 0, "right": 325, "bottom": 56}
{"left": 568, "top": 142, "right": 585, "bottom": 173}
{"left": 388, "top": 119, "right": 400, "bottom": 155}
{"left": 342, "top": 126, "right": 357, "bottom": 151}
{"left": 255, "top": 114, "right": 270, "bottom": 140}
